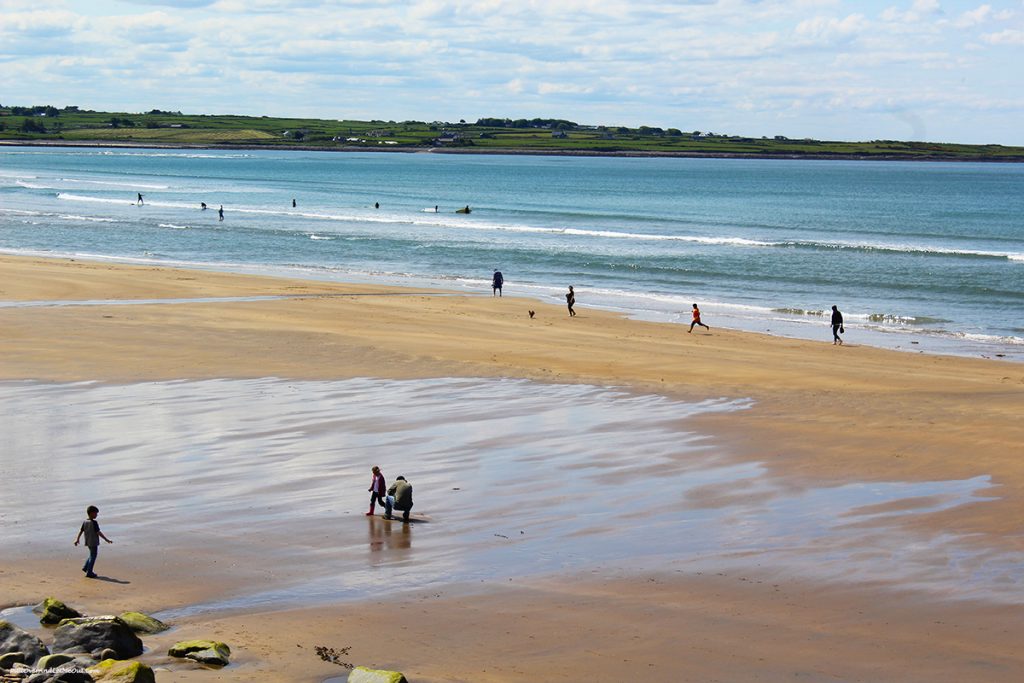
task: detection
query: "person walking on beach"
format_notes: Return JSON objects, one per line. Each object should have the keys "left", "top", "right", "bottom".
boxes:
{"left": 492, "top": 270, "right": 504, "bottom": 297}
{"left": 218, "top": 205, "right": 224, "bottom": 221}
{"left": 831, "top": 305, "right": 844, "bottom": 345}
{"left": 74, "top": 505, "right": 112, "bottom": 578}
{"left": 689, "top": 303, "right": 709, "bottom": 333}
{"left": 384, "top": 475, "right": 414, "bottom": 522}
{"left": 366, "top": 465, "right": 387, "bottom": 516}
{"left": 566, "top": 286, "right": 576, "bottom": 317}
{"left": 136, "top": 193, "right": 144, "bottom": 206}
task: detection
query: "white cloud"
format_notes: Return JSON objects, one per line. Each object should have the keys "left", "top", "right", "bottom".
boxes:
{"left": 0, "top": 10, "right": 81, "bottom": 37}
{"left": 981, "top": 28, "right": 1024, "bottom": 44}
{"left": 537, "top": 82, "right": 594, "bottom": 96}
{"left": 953, "top": 4, "right": 993, "bottom": 27}
{"left": 794, "top": 13, "right": 868, "bottom": 43}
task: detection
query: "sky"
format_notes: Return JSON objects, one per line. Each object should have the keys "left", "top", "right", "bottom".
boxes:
{"left": 1, "top": 0, "right": 1023, "bottom": 144}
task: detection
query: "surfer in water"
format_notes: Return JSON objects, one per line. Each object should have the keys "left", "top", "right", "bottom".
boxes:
{"left": 218, "top": 205, "right": 224, "bottom": 221}
{"left": 200, "top": 202, "right": 207, "bottom": 210}
{"left": 292, "top": 198, "right": 296, "bottom": 208}
{"left": 136, "top": 193, "right": 144, "bottom": 206}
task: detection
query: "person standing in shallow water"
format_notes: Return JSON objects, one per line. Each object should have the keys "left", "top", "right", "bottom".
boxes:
{"left": 492, "top": 270, "right": 503, "bottom": 297}
{"left": 566, "top": 286, "right": 576, "bottom": 317}
{"left": 831, "top": 305, "right": 844, "bottom": 345}
{"left": 366, "top": 465, "right": 387, "bottom": 516}
{"left": 136, "top": 193, "right": 144, "bottom": 206}
{"left": 218, "top": 205, "right": 224, "bottom": 221}
{"left": 74, "top": 505, "right": 112, "bottom": 578}
{"left": 688, "top": 303, "right": 709, "bottom": 333}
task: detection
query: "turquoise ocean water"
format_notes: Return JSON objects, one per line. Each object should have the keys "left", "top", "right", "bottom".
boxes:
{"left": 1, "top": 146, "right": 1022, "bottom": 360}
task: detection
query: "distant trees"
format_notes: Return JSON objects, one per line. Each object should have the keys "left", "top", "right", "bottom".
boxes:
{"left": 108, "top": 116, "right": 136, "bottom": 128}
{"left": 10, "top": 105, "right": 59, "bottom": 117}
{"left": 20, "top": 118, "right": 47, "bottom": 133}
{"left": 474, "top": 117, "right": 579, "bottom": 130}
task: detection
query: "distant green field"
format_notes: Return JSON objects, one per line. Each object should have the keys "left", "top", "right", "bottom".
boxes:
{"left": 60, "top": 128, "right": 279, "bottom": 143}
{"left": 2, "top": 106, "right": 1022, "bottom": 161}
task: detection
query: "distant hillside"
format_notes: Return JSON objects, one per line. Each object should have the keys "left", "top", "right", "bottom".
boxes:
{"left": 2, "top": 105, "right": 1022, "bottom": 161}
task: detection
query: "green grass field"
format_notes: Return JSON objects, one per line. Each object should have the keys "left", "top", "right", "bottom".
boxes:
{"left": 2, "top": 106, "right": 1022, "bottom": 160}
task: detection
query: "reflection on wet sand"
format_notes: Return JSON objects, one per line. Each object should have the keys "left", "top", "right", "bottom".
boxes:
{"left": 1, "top": 377, "right": 1019, "bottom": 619}
{"left": 367, "top": 516, "right": 413, "bottom": 554}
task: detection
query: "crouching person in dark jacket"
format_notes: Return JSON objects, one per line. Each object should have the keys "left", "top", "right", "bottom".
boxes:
{"left": 385, "top": 476, "right": 414, "bottom": 522}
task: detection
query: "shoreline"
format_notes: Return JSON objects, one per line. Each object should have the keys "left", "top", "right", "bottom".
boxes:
{"left": 2, "top": 253, "right": 1022, "bottom": 682}
{"left": 4, "top": 247, "right": 1017, "bottom": 365}
{"left": 3, "top": 137, "right": 1023, "bottom": 163}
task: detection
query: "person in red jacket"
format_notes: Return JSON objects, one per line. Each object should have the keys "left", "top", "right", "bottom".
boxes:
{"left": 366, "top": 465, "right": 387, "bottom": 516}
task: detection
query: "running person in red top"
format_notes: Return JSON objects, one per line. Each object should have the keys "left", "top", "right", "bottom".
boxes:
{"left": 688, "top": 303, "right": 709, "bottom": 333}
{"left": 366, "top": 465, "right": 387, "bottom": 516}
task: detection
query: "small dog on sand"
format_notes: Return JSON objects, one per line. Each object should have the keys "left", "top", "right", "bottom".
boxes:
{"left": 528, "top": 310, "right": 535, "bottom": 318}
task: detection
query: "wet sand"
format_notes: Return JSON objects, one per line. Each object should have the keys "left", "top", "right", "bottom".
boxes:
{"left": 1, "top": 253, "right": 1023, "bottom": 682}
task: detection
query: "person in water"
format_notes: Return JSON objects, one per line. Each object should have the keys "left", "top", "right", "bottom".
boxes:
{"left": 831, "top": 305, "right": 844, "bottom": 345}
{"left": 566, "top": 286, "right": 576, "bottom": 317}
{"left": 374, "top": 202, "right": 380, "bottom": 209}
{"left": 136, "top": 193, "right": 144, "bottom": 206}
{"left": 492, "top": 270, "right": 503, "bottom": 297}
{"left": 200, "top": 202, "right": 207, "bottom": 210}
{"left": 688, "top": 303, "right": 709, "bottom": 333}
{"left": 292, "top": 198, "right": 296, "bottom": 208}
{"left": 218, "top": 205, "right": 224, "bottom": 221}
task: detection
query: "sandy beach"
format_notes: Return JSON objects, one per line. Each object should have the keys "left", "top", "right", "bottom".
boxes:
{"left": 1, "top": 253, "right": 1022, "bottom": 682}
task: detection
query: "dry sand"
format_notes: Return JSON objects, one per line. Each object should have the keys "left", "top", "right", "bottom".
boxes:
{"left": 1, "top": 254, "right": 1022, "bottom": 682}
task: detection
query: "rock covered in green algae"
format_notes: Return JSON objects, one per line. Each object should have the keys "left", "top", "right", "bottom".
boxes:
{"left": 52, "top": 617, "right": 143, "bottom": 660}
{"left": 0, "top": 621, "right": 49, "bottom": 665}
{"left": 36, "top": 653, "right": 76, "bottom": 669}
{"left": 184, "top": 648, "right": 230, "bottom": 667}
{"left": 168, "top": 640, "right": 230, "bottom": 666}
{"left": 115, "top": 613, "right": 169, "bottom": 636}
{"left": 33, "top": 598, "right": 82, "bottom": 626}
{"left": 87, "top": 659, "right": 156, "bottom": 683}
{"left": 0, "top": 650, "right": 27, "bottom": 669}
{"left": 347, "top": 666, "right": 409, "bottom": 683}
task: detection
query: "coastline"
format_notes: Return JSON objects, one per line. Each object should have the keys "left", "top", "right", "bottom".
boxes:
{"left": 3, "top": 138, "right": 1023, "bottom": 163}
{"left": 2, "top": 253, "right": 1022, "bottom": 682}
